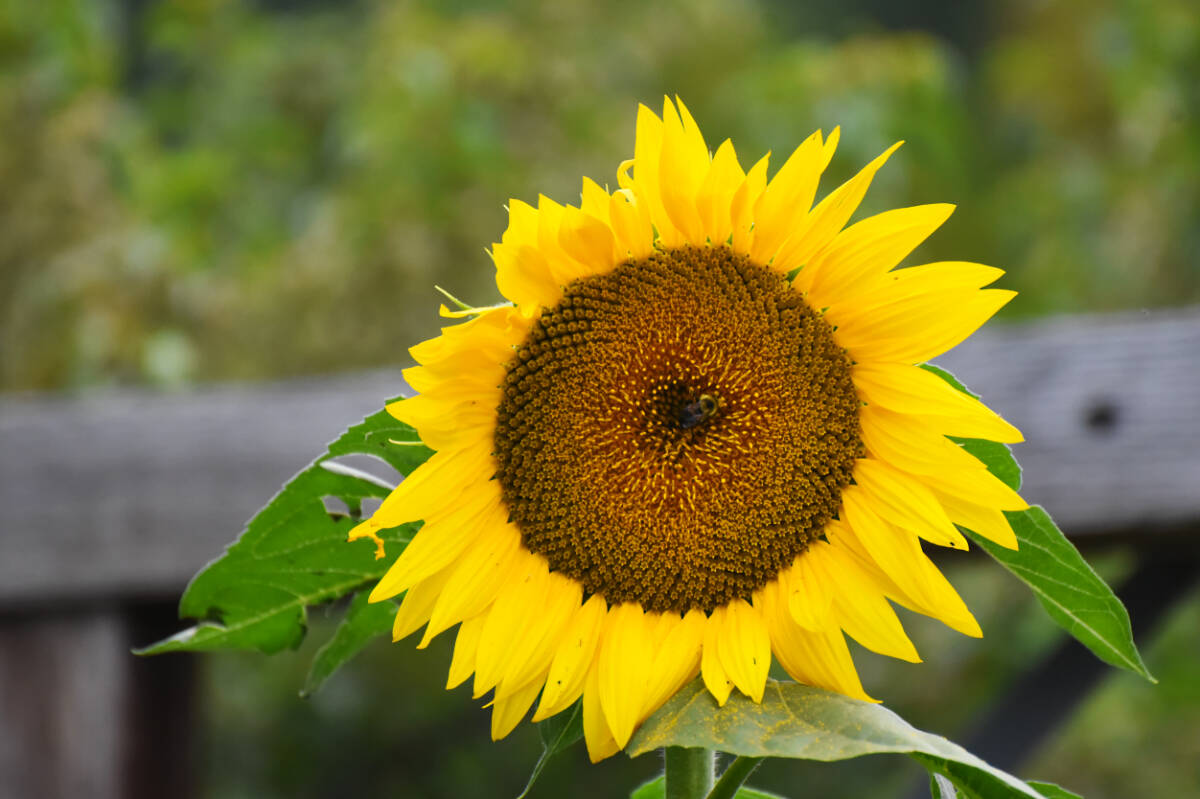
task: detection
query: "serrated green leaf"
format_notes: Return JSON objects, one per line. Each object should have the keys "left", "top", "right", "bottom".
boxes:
{"left": 629, "top": 679, "right": 1047, "bottom": 799}
{"left": 301, "top": 590, "right": 396, "bottom": 697}
{"left": 1027, "top": 781, "right": 1083, "bottom": 799}
{"left": 968, "top": 507, "right": 1153, "bottom": 680}
{"left": 516, "top": 701, "right": 584, "bottom": 799}
{"left": 138, "top": 404, "right": 431, "bottom": 656}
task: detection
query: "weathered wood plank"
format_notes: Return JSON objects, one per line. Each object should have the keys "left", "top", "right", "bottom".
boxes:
{"left": 0, "top": 372, "right": 404, "bottom": 605}
{"left": 0, "top": 611, "right": 127, "bottom": 799}
{"left": 2, "top": 307, "right": 1198, "bottom": 603}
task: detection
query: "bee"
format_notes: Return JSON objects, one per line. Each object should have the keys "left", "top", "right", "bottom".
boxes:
{"left": 678, "top": 393, "right": 719, "bottom": 429}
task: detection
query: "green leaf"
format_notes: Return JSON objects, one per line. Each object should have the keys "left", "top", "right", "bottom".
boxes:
{"left": 301, "top": 590, "right": 396, "bottom": 697}
{"left": 1027, "top": 781, "right": 1083, "bottom": 799}
{"left": 517, "top": 701, "right": 584, "bottom": 799}
{"left": 969, "top": 508, "right": 1153, "bottom": 680}
{"left": 138, "top": 403, "right": 432, "bottom": 656}
{"left": 628, "top": 776, "right": 786, "bottom": 799}
{"left": 629, "top": 679, "right": 1049, "bottom": 799}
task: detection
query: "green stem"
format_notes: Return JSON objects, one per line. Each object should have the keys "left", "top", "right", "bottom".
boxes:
{"left": 665, "top": 747, "right": 714, "bottom": 799}
{"left": 706, "top": 756, "right": 764, "bottom": 799}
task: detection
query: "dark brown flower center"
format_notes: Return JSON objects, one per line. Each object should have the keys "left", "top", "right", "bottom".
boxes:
{"left": 493, "top": 245, "right": 861, "bottom": 613}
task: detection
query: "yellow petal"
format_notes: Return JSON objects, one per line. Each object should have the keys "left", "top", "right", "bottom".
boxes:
{"left": 784, "top": 552, "right": 836, "bottom": 632}
{"left": 701, "top": 607, "right": 734, "bottom": 706}
{"left": 853, "top": 362, "right": 1024, "bottom": 443}
{"left": 580, "top": 176, "right": 612, "bottom": 222}
{"left": 730, "top": 153, "right": 769, "bottom": 255}
{"left": 760, "top": 579, "right": 873, "bottom": 701}
{"left": 536, "top": 194, "right": 594, "bottom": 285}
{"left": 491, "top": 677, "right": 543, "bottom": 740}
{"left": 936, "top": 490, "right": 1019, "bottom": 549}
{"left": 696, "top": 139, "right": 746, "bottom": 245}
{"left": 407, "top": 304, "right": 526, "bottom": 368}
{"left": 641, "top": 609, "right": 706, "bottom": 716}
{"left": 657, "top": 96, "right": 709, "bottom": 245}
{"left": 582, "top": 661, "right": 620, "bottom": 762}
{"left": 446, "top": 614, "right": 486, "bottom": 689}
{"left": 609, "top": 189, "right": 654, "bottom": 259}
{"left": 534, "top": 594, "right": 608, "bottom": 721}
{"left": 823, "top": 545, "right": 920, "bottom": 662}
{"left": 859, "top": 404, "right": 957, "bottom": 475}
{"left": 360, "top": 439, "right": 495, "bottom": 536}
{"left": 825, "top": 261, "right": 1005, "bottom": 316}
{"left": 374, "top": 496, "right": 503, "bottom": 602}
{"left": 780, "top": 141, "right": 903, "bottom": 275}
{"left": 840, "top": 487, "right": 982, "bottom": 637}
{"left": 835, "top": 288, "right": 1016, "bottom": 364}
{"left": 804, "top": 204, "right": 955, "bottom": 308}
{"left": 492, "top": 241, "right": 560, "bottom": 311}
{"left": 474, "top": 556, "right": 550, "bottom": 697}
{"left": 852, "top": 458, "right": 968, "bottom": 551}
{"left": 597, "top": 603, "right": 651, "bottom": 748}
{"left": 825, "top": 519, "right": 979, "bottom": 637}
{"left": 918, "top": 464, "right": 1030, "bottom": 512}
{"left": 750, "top": 130, "right": 829, "bottom": 265}
{"left": 495, "top": 571, "right": 582, "bottom": 701}
{"left": 716, "top": 598, "right": 771, "bottom": 703}
{"left": 558, "top": 205, "right": 617, "bottom": 275}
{"left": 631, "top": 103, "right": 681, "bottom": 248}
{"left": 425, "top": 522, "right": 523, "bottom": 641}
{"left": 391, "top": 568, "right": 453, "bottom": 642}
{"left": 502, "top": 197, "right": 540, "bottom": 247}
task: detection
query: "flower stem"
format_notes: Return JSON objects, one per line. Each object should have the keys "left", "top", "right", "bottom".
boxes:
{"left": 664, "top": 747, "right": 714, "bottom": 799}
{"left": 706, "top": 756, "right": 765, "bottom": 799}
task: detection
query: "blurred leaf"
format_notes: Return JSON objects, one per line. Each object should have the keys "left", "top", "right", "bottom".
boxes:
{"left": 517, "top": 701, "right": 585, "bottom": 799}
{"left": 139, "top": 404, "right": 431, "bottom": 656}
{"left": 732, "top": 789, "right": 788, "bottom": 799}
{"left": 628, "top": 776, "right": 785, "bottom": 799}
{"left": 629, "top": 679, "right": 1049, "bottom": 798}
{"left": 1027, "top": 781, "right": 1083, "bottom": 799}
{"left": 630, "top": 777, "right": 664, "bottom": 799}
{"left": 968, "top": 508, "right": 1154, "bottom": 681}
{"left": 301, "top": 590, "right": 396, "bottom": 697}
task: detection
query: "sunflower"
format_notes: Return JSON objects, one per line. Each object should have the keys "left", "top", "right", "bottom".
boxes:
{"left": 349, "top": 98, "right": 1027, "bottom": 761}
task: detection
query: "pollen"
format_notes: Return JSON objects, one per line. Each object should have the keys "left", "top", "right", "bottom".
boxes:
{"left": 493, "top": 245, "right": 862, "bottom": 613}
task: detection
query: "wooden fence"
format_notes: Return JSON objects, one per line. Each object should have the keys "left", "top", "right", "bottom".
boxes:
{"left": 2, "top": 307, "right": 1200, "bottom": 798}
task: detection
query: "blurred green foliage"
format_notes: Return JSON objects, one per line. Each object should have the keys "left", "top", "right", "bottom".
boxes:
{"left": 4, "top": 0, "right": 1200, "bottom": 392}
{"left": 5, "top": 0, "right": 1198, "bottom": 797}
